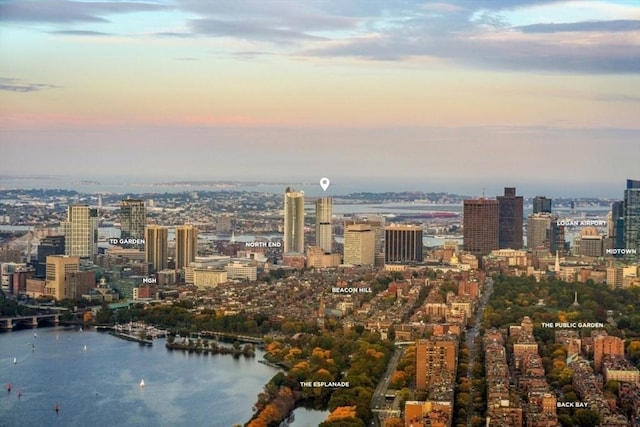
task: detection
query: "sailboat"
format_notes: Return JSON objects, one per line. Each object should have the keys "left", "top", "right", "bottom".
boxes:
{"left": 13, "top": 357, "right": 17, "bottom": 364}
{"left": 139, "top": 379, "right": 145, "bottom": 388}
{"left": 83, "top": 345, "right": 87, "bottom": 352}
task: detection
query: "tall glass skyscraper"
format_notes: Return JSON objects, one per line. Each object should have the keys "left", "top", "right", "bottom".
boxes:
{"left": 624, "top": 179, "right": 640, "bottom": 257}
{"left": 284, "top": 187, "right": 305, "bottom": 254}
{"left": 120, "top": 199, "right": 146, "bottom": 249}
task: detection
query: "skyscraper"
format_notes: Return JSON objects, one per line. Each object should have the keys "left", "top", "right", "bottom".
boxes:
{"left": 145, "top": 225, "right": 168, "bottom": 274}
{"left": 497, "top": 187, "right": 523, "bottom": 249}
{"left": 62, "top": 205, "right": 98, "bottom": 258}
{"left": 35, "top": 235, "right": 65, "bottom": 277}
{"left": 176, "top": 225, "right": 198, "bottom": 271}
{"left": 120, "top": 199, "right": 146, "bottom": 249}
{"left": 385, "top": 224, "right": 423, "bottom": 264}
{"left": 315, "top": 197, "right": 333, "bottom": 254}
{"left": 624, "top": 179, "right": 640, "bottom": 257}
{"left": 463, "top": 198, "right": 499, "bottom": 258}
{"left": 343, "top": 223, "right": 375, "bottom": 265}
{"left": 611, "top": 200, "right": 625, "bottom": 251}
{"left": 527, "top": 213, "right": 552, "bottom": 250}
{"left": 533, "top": 196, "right": 552, "bottom": 214}
{"left": 284, "top": 187, "right": 304, "bottom": 254}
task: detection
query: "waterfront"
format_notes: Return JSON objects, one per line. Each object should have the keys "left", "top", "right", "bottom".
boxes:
{"left": 0, "top": 326, "right": 288, "bottom": 427}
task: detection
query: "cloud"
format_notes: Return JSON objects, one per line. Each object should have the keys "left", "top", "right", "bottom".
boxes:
{"left": 49, "top": 30, "right": 111, "bottom": 36}
{"left": 518, "top": 19, "right": 640, "bottom": 33}
{"left": 0, "top": 78, "right": 59, "bottom": 92}
{"left": 187, "top": 18, "right": 326, "bottom": 44}
{"left": 0, "top": 0, "right": 168, "bottom": 24}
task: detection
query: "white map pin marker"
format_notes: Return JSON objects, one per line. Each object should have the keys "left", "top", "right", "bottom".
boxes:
{"left": 319, "top": 177, "right": 330, "bottom": 192}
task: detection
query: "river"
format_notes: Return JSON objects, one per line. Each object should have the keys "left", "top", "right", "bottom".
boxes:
{"left": 0, "top": 327, "right": 326, "bottom": 427}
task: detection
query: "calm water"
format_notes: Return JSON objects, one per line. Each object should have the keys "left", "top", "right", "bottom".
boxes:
{"left": 0, "top": 326, "right": 305, "bottom": 427}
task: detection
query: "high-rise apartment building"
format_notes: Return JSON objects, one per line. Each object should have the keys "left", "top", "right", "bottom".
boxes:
{"left": 415, "top": 339, "right": 457, "bottom": 391}
{"left": 176, "top": 225, "right": 198, "bottom": 271}
{"left": 533, "top": 196, "right": 552, "bottom": 214}
{"left": 385, "top": 224, "right": 423, "bottom": 264}
{"left": 120, "top": 199, "right": 146, "bottom": 249}
{"left": 315, "top": 197, "right": 333, "bottom": 254}
{"left": 497, "top": 187, "right": 523, "bottom": 249}
{"left": 44, "top": 255, "right": 79, "bottom": 300}
{"left": 463, "top": 198, "right": 499, "bottom": 258}
{"left": 527, "top": 213, "right": 552, "bottom": 250}
{"left": 624, "top": 179, "right": 640, "bottom": 257}
{"left": 343, "top": 223, "right": 375, "bottom": 266}
{"left": 145, "top": 225, "right": 168, "bottom": 274}
{"left": 284, "top": 187, "right": 305, "bottom": 254}
{"left": 62, "top": 205, "right": 98, "bottom": 258}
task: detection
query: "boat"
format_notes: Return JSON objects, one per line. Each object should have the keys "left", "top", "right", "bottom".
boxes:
{"left": 83, "top": 345, "right": 87, "bottom": 351}
{"left": 139, "top": 379, "right": 145, "bottom": 388}
{"left": 13, "top": 357, "right": 17, "bottom": 364}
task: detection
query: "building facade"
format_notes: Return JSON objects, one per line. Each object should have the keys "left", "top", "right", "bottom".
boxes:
{"left": 44, "top": 255, "right": 80, "bottom": 300}
{"left": 343, "top": 223, "right": 375, "bottom": 265}
{"left": 497, "top": 187, "right": 523, "bottom": 249}
{"left": 145, "top": 225, "right": 168, "bottom": 274}
{"left": 62, "top": 205, "right": 98, "bottom": 258}
{"left": 284, "top": 187, "right": 305, "bottom": 254}
{"left": 176, "top": 225, "right": 198, "bottom": 271}
{"left": 624, "top": 179, "right": 640, "bottom": 257}
{"left": 315, "top": 197, "right": 333, "bottom": 254}
{"left": 463, "top": 198, "right": 499, "bottom": 258}
{"left": 120, "top": 199, "right": 146, "bottom": 249}
{"left": 385, "top": 224, "right": 423, "bottom": 264}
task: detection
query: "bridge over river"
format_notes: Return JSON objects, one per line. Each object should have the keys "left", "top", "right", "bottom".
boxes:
{"left": 0, "top": 313, "right": 61, "bottom": 329}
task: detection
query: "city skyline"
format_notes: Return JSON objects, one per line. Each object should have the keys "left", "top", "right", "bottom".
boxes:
{"left": 1, "top": 0, "right": 639, "bottom": 197}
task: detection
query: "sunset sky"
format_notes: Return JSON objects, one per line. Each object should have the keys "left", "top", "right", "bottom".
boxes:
{"left": 1, "top": 0, "right": 638, "bottom": 196}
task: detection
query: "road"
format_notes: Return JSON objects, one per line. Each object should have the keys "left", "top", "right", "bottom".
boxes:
{"left": 371, "top": 347, "right": 403, "bottom": 426}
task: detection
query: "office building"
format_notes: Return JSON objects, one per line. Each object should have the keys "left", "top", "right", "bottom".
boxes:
{"left": 345, "top": 216, "right": 384, "bottom": 256}
{"left": 624, "top": 179, "right": 640, "bottom": 257}
{"left": 463, "top": 198, "right": 499, "bottom": 258}
{"left": 62, "top": 205, "right": 98, "bottom": 258}
{"left": 343, "top": 223, "right": 375, "bottom": 266}
{"left": 574, "top": 227, "right": 604, "bottom": 257}
{"left": 284, "top": 187, "right": 305, "bottom": 254}
{"left": 549, "top": 218, "right": 567, "bottom": 256}
{"left": 35, "top": 235, "right": 65, "bottom": 277}
{"left": 611, "top": 201, "right": 625, "bottom": 251}
{"left": 533, "top": 196, "right": 552, "bottom": 214}
{"left": 120, "top": 199, "right": 146, "bottom": 249}
{"left": 415, "top": 339, "right": 457, "bottom": 391}
{"left": 44, "top": 255, "right": 80, "bottom": 300}
{"left": 527, "top": 213, "right": 552, "bottom": 250}
{"left": 145, "top": 225, "right": 168, "bottom": 274}
{"left": 315, "top": 197, "right": 333, "bottom": 254}
{"left": 497, "top": 187, "right": 523, "bottom": 249}
{"left": 176, "top": 225, "right": 198, "bottom": 271}
{"left": 385, "top": 224, "right": 423, "bottom": 264}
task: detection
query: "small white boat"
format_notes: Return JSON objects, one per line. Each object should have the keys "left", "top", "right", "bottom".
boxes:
{"left": 13, "top": 357, "right": 17, "bottom": 364}
{"left": 139, "top": 379, "right": 145, "bottom": 388}
{"left": 83, "top": 345, "right": 87, "bottom": 352}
